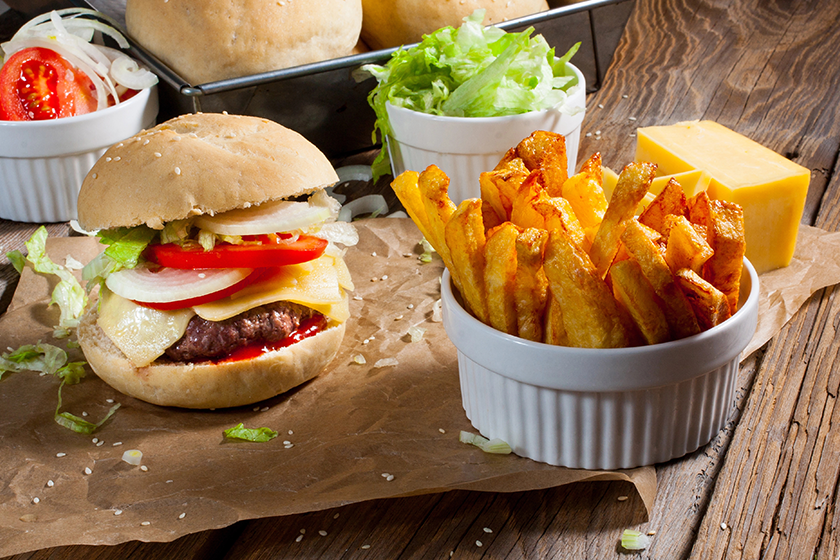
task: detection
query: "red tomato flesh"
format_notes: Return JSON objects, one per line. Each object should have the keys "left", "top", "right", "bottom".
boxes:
{"left": 145, "top": 234, "right": 328, "bottom": 270}
{"left": 0, "top": 47, "right": 97, "bottom": 121}
{"left": 136, "top": 269, "right": 266, "bottom": 311}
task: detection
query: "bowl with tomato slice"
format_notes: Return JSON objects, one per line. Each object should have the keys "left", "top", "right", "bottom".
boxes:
{"left": 0, "top": 9, "right": 160, "bottom": 223}
{"left": 75, "top": 112, "right": 358, "bottom": 410}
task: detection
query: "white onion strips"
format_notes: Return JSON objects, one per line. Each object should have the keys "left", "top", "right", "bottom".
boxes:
{"left": 1, "top": 8, "right": 158, "bottom": 110}
{"left": 106, "top": 266, "right": 253, "bottom": 304}
{"left": 195, "top": 199, "right": 333, "bottom": 236}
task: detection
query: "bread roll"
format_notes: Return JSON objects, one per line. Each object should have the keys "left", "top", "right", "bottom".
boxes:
{"left": 126, "top": 0, "right": 363, "bottom": 84}
{"left": 360, "top": 0, "right": 550, "bottom": 50}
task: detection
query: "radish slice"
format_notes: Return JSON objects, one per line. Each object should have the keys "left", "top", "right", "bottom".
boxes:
{"left": 195, "top": 199, "right": 333, "bottom": 236}
{"left": 106, "top": 266, "right": 253, "bottom": 304}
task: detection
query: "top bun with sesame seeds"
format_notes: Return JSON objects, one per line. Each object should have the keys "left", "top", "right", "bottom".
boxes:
{"left": 124, "top": 0, "right": 363, "bottom": 85}
{"left": 359, "top": 0, "right": 550, "bottom": 51}
{"left": 77, "top": 112, "right": 339, "bottom": 232}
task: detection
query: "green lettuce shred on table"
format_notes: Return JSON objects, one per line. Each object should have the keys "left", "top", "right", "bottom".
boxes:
{"left": 224, "top": 423, "right": 279, "bottom": 443}
{"left": 362, "top": 9, "right": 581, "bottom": 181}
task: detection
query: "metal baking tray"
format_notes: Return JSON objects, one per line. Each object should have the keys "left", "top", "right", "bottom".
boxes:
{"left": 75, "top": 0, "right": 634, "bottom": 159}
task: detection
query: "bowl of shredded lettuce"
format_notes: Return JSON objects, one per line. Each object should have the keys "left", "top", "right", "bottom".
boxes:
{"left": 363, "top": 10, "right": 586, "bottom": 203}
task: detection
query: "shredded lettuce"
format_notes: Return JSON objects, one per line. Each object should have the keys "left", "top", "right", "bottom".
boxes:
{"left": 620, "top": 529, "right": 651, "bottom": 551}
{"left": 0, "top": 343, "right": 118, "bottom": 434}
{"left": 223, "top": 423, "right": 279, "bottom": 442}
{"left": 6, "top": 226, "right": 87, "bottom": 333}
{"left": 459, "top": 430, "right": 512, "bottom": 454}
{"left": 362, "top": 9, "right": 580, "bottom": 180}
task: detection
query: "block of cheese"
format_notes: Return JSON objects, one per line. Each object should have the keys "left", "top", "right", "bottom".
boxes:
{"left": 602, "top": 167, "right": 711, "bottom": 215}
{"left": 635, "top": 120, "right": 810, "bottom": 273}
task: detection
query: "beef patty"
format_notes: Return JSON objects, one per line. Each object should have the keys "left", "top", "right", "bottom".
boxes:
{"left": 165, "top": 302, "right": 318, "bottom": 362}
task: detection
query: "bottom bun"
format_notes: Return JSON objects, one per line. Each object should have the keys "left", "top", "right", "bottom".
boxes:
{"left": 77, "top": 308, "right": 346, "bottom": 409}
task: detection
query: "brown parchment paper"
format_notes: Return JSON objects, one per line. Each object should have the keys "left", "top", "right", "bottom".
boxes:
{"left": 0, "top": 219, "right": 655, "bottom": 558}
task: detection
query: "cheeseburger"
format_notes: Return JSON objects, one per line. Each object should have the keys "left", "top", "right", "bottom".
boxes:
{"left": 76, "top": 113, "right": 356, "bottom": 409}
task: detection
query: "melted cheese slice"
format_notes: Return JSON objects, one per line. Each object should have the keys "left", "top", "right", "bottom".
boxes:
{"left": 97, "top": 286, "right": 195, "bottom": 367}
{"left": 194, "top": 254, "right": 353, "bottom": 322}
{"left": 97, "top": 254, "right": 353, "bottom": 367}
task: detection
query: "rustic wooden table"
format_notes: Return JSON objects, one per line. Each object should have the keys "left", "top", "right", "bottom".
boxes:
{"left": 2, "top": 0, "right": 840, "bottom": 558}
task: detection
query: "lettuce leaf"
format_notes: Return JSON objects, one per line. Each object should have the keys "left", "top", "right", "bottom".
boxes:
{"left": 223, "top": 423, "right": 279, "bottom": 443}
{"left": 362, "top": 9, "right": 580, "bottom": 179}
{"left": 6, "top": 226, "right": 86, "bottom": 333}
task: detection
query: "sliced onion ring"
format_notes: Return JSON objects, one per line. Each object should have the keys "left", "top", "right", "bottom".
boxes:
{"left": 195, "top": 199, "right": 333, "bottom": 236}
{"left": 105, "top": 266, "right": 254, "bottom": 304}
{"left": 110, "top": 54, "right": 158, "bottom": 90}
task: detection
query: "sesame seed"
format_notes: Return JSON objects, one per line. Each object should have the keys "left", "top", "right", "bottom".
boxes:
{"left": 167, "top": 480, "right": 173, "bottom": 483}
{"left": 283, "top": 440, "right": 291, "bottom": 445}
{"left": 32, "top": 497, "right": 40, "bottom": 504}
{"left": 117, "top": 143, "right": 123, "bottom": 148}
{"left": 82, "top": 412, "right": 88, "bottom": 417}
{"left": 154, "top": 152, "right": 162, "bottom": 158}
{"left": 595, "top": 130, "right": 602, "bottom": 135}
{"left": 295, "top": 534, "right": 304, "bottom": 542}
{"left": 622, "top": 94, "right": 629, "bottom": 98}
{"left": 106, "top": 398, "right": 114, "bottom": 403}
{"left": 386, "top": 474, "right": 395, "bottom": 482}
{"left": 260, "top": 406, "right": 269, "bottom": 412}
{"left": 253, "top": 406, "right": 260, "bottom": 411}
{"left": 361, "top": 544, "right": 371, "bottom": 549}
{"left": 598, "top": 103, "right": 604, "bottom": 108}
{"left": 483, "top": 527, "right": 492, "bottom": 533}
{"left": 198, "top": 273, "right": 206, "bottom": 279}
{"left": 395, "top": 315, "right": 403, "bottom": 320}
{"left": 284, "top": 443, "right": 294, "bottom": 449}
{"left": 56, "top": 452, "right": 66, "bottom": 458}
{"left": 288, "top": 430, "right": 294, "bottom": 435}
{"left": 648, "top": 530, "right": 657, "bottom": 535}
{"left": 721, "top": 522, "right": 728, "bottom": 530}
{"left": 141, "top": 521, "right": 151, "bottom": 526}
{"left": 319, "top": 530, "right": 328, "bottom": 536}
{"left": 300, "top": 529, "right": 306, "bottom": 534}
{"left": 334, "top": 513, "right": 340, "bottom": 519}
{"left": 140, "top": 465, "right": 149, "bottom": 472}
{"left": 114, "top": 509, "right": 123, "bottom": 515}
{"left": 476, "top": 540, "right": 483, "bottom": 547}
{"left": 92, "top": 173, "right": 98, "bottom": 179}
{"left": 372, "top": 252, "right": 377, "bottom": 256}
{"left": 179, "top": 512, "right": 186, "bottom": 519}
{"left": 84, "top": 467, "right": 92, "bottom": 475}
{"left": 407, "top": 304, "right": 414, "bottom": 309}
{"left": 585, "top": 132, "right": 592, "bottom": 137}
{"left": 96, "top": 441, "right": 105, "bottom": 447}
{"left": 92, "top": 438, "right": 98, "bottom": 444}
{"left": 617, "top": 495, "right": 629, "bottom": 502}
{"left": 174, "top": 167, "right": 181, "bottom": 175}
{"left": 439, "top": 428, "right": 446, "bottom": 434}
{"left": 113, "top": 442, "right": 123, "bottom": 447}
{"left": 105, "top": 157, "right": 112, "bottom": 162}
{"left": 628, "top": 116, "right": 637, "bottom": 121}
{"left": 114, "top": 156, "right": 121, "bottom": 161}
{"left": 143, "top": 139, "right": 150, "bottom": 145}
{"left": 47, "top": 480, "right": 54, "bottom": 488}
{"left": 353, "top": 295, "right": 363, "bottom": 301}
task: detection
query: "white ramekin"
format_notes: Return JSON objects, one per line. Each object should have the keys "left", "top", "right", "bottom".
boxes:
{"left": 0, "top": 86, "right": 158, "bottom": 223}
{"left": 441, "top": 258, "right": 759, "bottom": 470}
{"left": 385, "top": 63, "right": 586, "bottom": 205}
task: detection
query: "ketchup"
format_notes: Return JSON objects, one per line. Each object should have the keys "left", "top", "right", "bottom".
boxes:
{"left": 216, "top": 315, "right": 328, "bottom": 363}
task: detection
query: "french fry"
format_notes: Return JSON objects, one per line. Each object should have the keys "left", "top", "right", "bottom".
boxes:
{"left": 511, "top": 171, "right": 547, "bottom": 229}
{"left": 479, "top": 166, "right": 528, "bottom": 222}
{"left": 664, "top": 214, "right": 714, "bottom": 274}
{"left": 532, "top": 195, "right": 588, "bottom": 251}
{"left": 418, "top": 165, "right": 458, "bottom": 276}
{"left": 484, "top": 222, "right": 520, "bottom": 335}
{"left": 445, "top": 198, "right": 489, "bottom": 323}
{"left": 561, "top": 164, "right": 607, "bottom": 229}
{"left": 676, "top": 268, "right": 731, "bottom": 330}
{"left": 481, "top": 198, "right": 504, "bottom": 232}
{"left": 609, "top": 258, "right": 671, "bottom": 344}
{"left": 690, "top": 193, "right": 746, "bottom": 313}
{"left": 621, "top": 219, "right": 700, "bottom": 339}
{"left": 390, "top": 170, "right": 433, "bottom": 242}
{"left": 514, "top": 227, "right": 549, "bottom": 342}
{"left": 515, "top": 131, "right": 568, "bottom": 196}
{"left": 589, "top": 162, "right": 657, "bottom": 278}
{"left": 543, "top": 229, "right": 632, "bottom": 348}
{"left": 579, "top": 151, "right": 603, "bottom": 185}
{"left": 638, "top": 178, "right": 688, "bottom": 235}
{"left": 543, "top": 292, "right": 568, "bottom": 346}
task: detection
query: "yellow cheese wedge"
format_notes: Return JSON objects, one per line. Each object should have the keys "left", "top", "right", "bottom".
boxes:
{"left": 635, "top": 120, "right": 810, "bottom": 273}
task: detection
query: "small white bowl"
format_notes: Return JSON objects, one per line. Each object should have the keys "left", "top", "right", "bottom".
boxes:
{"left": 386, "top": 63, "right": 586, "bottom": 205}
{"left": 0, "top": 86, "right": 159, "bottom": 223}
{"left": 441, "top": 258, "right": 759, "bottom": 470}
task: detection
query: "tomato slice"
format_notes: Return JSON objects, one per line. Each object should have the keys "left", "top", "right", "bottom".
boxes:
{"left": 145, "top": 234, "right": 328, "bottom": 269}
{"left": 136, "top": 269, "right": 267, "bottom": 311}
{"left": 0, "top": 47, "right": 97, "bottom": 121}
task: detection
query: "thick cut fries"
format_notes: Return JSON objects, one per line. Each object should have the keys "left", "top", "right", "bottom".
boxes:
{"left": 391, "top": 170, "right": 434, "bottom": 243}
{"left": 664, "top": 214, "right": 714, "bottom": 274}
{"left": 543, "top": 229, "right": 632, "bottom": 348}
{"left": 676, "top": 268, "right": 731, "bottom": 330}
{"left": 589, "top": 162, "right": 657, "bottom": 278}
{"left": 418, "top": 165, "right": 459, "bottom": 281}
{"left": 609, "top": 258, "right": 670, "bottom": 345}
{"left": 484, "top": 222, "right": 520, "bottom": 335}
{"left": 445, "top": 198, "right": 489, "bottom": 323}
{"left": 515, "top": 131, "right": 568, "bottom": 195}
{"left": 514, "top": 227, "right": 549, "bottom": 342}
{"left": 638, "top": 178, "right": 688, "bottom": 235}
{"left": 622, "top": 219, "right": 700, "bottom": 339}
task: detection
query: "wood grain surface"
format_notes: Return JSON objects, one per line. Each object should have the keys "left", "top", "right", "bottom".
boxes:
{"left": 2, "top": 0, "right": 840, "bottom": 558}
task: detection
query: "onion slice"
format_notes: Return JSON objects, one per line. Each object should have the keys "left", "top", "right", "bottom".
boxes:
{"left": 195, "top": 199, "right": 333, "bottom": 236}
{"left": 106, "top": 266, "right": 253, "bottom": 304}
